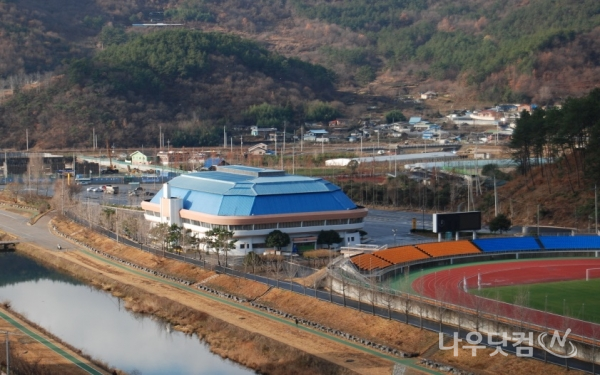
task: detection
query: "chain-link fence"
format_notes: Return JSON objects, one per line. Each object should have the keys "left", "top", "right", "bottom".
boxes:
{"left": 62, "top": 209, "right": 600, "bottom": 373}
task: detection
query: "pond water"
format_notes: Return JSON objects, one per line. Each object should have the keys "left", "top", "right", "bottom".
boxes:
{"left": 0, "top": 252, "right": 254, "bottom": 375}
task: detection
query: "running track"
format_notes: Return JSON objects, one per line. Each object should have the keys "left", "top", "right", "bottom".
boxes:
{"left": 413, "top": 259, "right": 600, "bottom": 338}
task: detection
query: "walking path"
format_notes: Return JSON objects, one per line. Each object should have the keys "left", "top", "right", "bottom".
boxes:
{"left": 81, "top": 247, "right": 441, "bottom": 375}
{"left": 0, "top": 308, "right": 107, "bottom": 375}
{"left": 0, "top": 207, "right": 441, "bottom": 375}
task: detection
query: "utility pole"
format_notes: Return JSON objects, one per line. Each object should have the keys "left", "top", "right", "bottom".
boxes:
{"left": 6, "top": 330, "right": 9, "bottom": 375}
{"left": 116, "top": 209, "right": 119, "bottom": 243}
{"left": 26, "top": 129, "right": 28, "bottom": 151}
{"left": 282, "top": 121, "right": 286, "bottom": 171}
{"left": 61, "top": 178, "right": 65, "bottom": 215}
{"left": 537, "top": 204, "right": 540, "bottom": 236}
{"left": 494, "top": 175, "right": 498, "bottom": 217}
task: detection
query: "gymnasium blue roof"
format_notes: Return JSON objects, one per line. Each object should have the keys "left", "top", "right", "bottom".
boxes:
{"left": 150, "top": 165, "right": 359, "bottom": 216}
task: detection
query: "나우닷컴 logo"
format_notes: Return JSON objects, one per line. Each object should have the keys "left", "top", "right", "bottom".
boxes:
{"left": 538, "top": 328, "right": 578, "bottom": 359}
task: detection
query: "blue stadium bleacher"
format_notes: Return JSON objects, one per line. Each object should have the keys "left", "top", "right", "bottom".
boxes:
{"left": 539, "top": 235, "right": 600, "bottom": 250}
{"left": 473, "top": 237, "right": 541, "bottom": 252}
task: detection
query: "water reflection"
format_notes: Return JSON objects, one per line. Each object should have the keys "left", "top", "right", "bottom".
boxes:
{"left": 0, "top": 253, "right": 254, "bottom": 375}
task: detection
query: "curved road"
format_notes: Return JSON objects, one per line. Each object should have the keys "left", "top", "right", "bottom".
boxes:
{"left": 0, "top": 209, "right": 442, "bottom": 375}
{"left": 0, "top": 209, "right": 107, "bottom": 375}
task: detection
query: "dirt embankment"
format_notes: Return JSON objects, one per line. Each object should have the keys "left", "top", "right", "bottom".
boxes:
{"left": 46, "top": 215, "right": 587, "bottom": 375}
{"left": 16, "top": 242, "right": 364, "bottom": 375}
{"left": 23, "top": 215, "right": 406, "bottom": 375}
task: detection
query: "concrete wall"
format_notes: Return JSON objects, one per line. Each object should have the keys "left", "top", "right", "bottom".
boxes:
{"left": 327, "top": 275, "right": 600, "bottom": 364}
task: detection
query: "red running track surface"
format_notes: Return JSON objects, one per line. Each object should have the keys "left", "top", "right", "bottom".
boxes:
{"left": 412, "top": 259, "right": 600, "bottom": 338}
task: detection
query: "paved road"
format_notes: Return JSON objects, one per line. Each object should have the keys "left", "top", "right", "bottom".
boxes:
{"left": 3, "top": 208, "right": 597, "bottom": 374}
{"left": 0, "top": 208, "right": 442, "bottom": 375}
{"left": 81, "top": 248, "right": 442, "bottom": 375}
{"left": 0, "top": 210, "right": 72, "bottom": 250}
{"left": 364, "top": 209, "right": 432, "bottom": 246}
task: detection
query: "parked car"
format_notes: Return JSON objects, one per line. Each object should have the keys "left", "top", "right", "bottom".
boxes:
{"left": 91, "top": 187, "right": 102, "bottom": 192}
{"left": 86, "top": 186, "right": 97, "bottom": 192}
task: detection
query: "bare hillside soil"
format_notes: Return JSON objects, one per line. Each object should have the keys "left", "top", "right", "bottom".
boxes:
{"left": 486, "top": 155, "right": 594, "bottom": 230}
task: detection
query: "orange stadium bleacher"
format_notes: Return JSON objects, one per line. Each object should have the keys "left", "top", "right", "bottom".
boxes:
{"left": 372, "top": 245, "right": 431, "bottom": 265}
{"left": 416, "top": 240, "right": 481, "bottom": 258}
{"left": 350, "top": 253, "right": 392, "bottom": 271}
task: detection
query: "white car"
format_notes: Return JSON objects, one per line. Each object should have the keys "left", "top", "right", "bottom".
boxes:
{"left": 91, "top": 187, "right": 103, "bottom": 192}
{"left": 86, "top": 186, "right": 97, "bottom": 192}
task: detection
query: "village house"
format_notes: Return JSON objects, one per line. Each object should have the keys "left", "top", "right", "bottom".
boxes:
{"left": 248, "top": 143, "right": 269, "bottom": 155}
{"left": 304, "top": 129, "right": 329, "bottom": 142}
{"left": 157, "top": 150, "right": 205, "bottom": 167}
{"left": 250, "top": 126, "right": 277, "bottom": 137}
{"left": 129, "top": 151, "right": 154, "bottom": 165}
{"left": 328, "top": 119, "right": 348, "bottom": 128}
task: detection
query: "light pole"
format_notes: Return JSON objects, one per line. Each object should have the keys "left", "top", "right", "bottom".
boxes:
{"left": 537, "top": 204, "right": 540, "bottom": 236}
{"left": 1, "top": 330, "right": 21, "bottom": 375}
{"left": 5, "top": 330, "right": 8, "bottom": 375}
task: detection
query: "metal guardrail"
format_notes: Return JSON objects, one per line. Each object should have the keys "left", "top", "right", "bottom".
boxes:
{"left": 62, "top": 210, "right": 600, "bottom": 374}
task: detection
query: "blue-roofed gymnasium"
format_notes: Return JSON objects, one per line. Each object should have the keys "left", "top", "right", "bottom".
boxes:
{"left": 142, "top": 165, "right": 368, "bottom": 255}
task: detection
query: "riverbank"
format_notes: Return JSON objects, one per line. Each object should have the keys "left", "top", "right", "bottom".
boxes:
{"left": 2, "top": 205, "right": 586, "bottom": 375}
{"left": 15, "top": 239, "right": 389, "bottom": 374}
{"left": 45, "top": 215, "right": 586, "bottom": 375}
{"left": 0, "top": 304, "right": 113, "bottom": 375}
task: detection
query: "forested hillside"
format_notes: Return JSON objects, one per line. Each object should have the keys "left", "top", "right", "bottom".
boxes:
{"left": 485, "top": 89, "right": 600, "bottom": 229}
{"left": 0, "top": 29, "right": 335, "bottom": 149}
{"left": 1, "top": 0, "right": 600, "bottom": 149}
{"left": 291, "top": 0, "right": 600, "bottom": 102}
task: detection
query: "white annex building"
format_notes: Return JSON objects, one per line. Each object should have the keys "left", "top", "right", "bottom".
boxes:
{"left": 141, "top": 165, "right": 367, "bottom": 255}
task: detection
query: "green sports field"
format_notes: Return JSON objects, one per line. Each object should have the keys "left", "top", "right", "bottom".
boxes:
{"left": 472, "top": 278, "right": 600, "bottom": 324}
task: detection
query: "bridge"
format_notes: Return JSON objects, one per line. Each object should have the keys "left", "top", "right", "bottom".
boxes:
{"left": 0, "top": 240, "right": 18, "bottom": 251}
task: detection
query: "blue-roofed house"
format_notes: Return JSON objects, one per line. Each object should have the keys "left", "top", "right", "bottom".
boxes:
{"left": 142, "top": 165, "right": 367, "bottom": 255}
{"left": 304, "top": 129, "right": 329, "bottom": 142}
{"left": 409, "top": 117, "right": 422, "bottom": 125}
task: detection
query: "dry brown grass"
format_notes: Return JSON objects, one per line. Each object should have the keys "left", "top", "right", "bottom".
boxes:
{"left": 430, "top": 345, "right": 581, "bottom": 375}
{"left": 0, "top": 230, "right": 17, "bottom": 241}
{"left": 203, "top": 274, "right": 270, "bottom": 300}
{"left": 303, "top": 249, "right": 336, "bottom": 259}
{"left": 15, "top": 242, "right": 356, "bottom": 375}
{"left": 295, "top": 267, "right": 327, "bottom": 287}
{"left": 49, "top": 215, "right": 583, "bottom": 375}
{"left": 52, "top": 216, "right": 215, "bottom": 283}
{"left": 488, "top": 154, "right": 592, "bottom": 230}
{"left": 258, "top": 288, "right": 437, "bottom": 354}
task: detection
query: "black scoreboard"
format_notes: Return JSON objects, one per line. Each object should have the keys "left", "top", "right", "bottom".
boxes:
{"left": 432, "top": 211, "right": 481, "bottom": 233}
